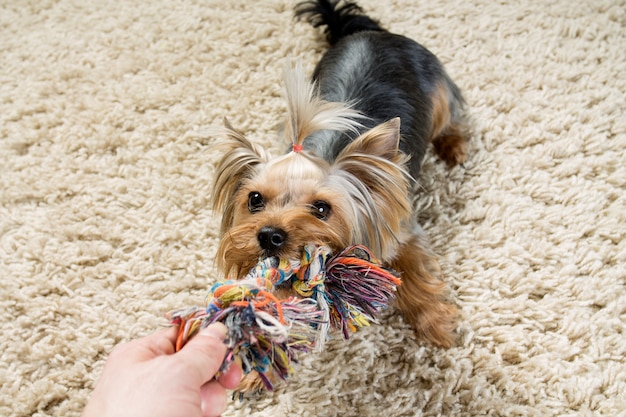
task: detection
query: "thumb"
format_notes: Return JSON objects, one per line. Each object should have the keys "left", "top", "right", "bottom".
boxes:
{"left": 176, "top": 322, "right": 229, "bottom": 385}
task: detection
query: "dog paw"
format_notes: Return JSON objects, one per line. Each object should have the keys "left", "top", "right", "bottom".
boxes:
{"left": 432, "top": 133, "right": 468, "bottom": 167}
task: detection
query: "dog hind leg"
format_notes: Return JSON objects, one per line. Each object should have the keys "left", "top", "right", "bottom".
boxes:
{"left": 429, "top": 80, "right": 469, "bottom": 167}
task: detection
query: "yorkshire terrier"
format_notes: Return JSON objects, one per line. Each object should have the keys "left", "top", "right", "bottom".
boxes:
{"left": 211, "top": 0, "right": 468, "bottom": 391}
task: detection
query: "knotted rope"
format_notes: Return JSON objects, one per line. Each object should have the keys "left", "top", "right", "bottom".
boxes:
{"left": 167, "top": 244, "right": 401, "bottom": 391}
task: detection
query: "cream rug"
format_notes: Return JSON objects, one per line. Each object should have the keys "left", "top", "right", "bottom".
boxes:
{"left": 1, "top": 0, "right": 625, "bottom": 416}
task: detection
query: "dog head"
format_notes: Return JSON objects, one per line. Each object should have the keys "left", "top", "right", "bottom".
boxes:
{"left": 212, "top": 64, "right": 412, "bottom": 278}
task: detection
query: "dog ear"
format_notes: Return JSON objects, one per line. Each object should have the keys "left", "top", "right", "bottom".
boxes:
{"left": 334, "top": 118, "right": 409, "bottom": 181}
{"left": 340, "top": 117, "right": 403, "bottom": 162}
{"left": 212, "top": 118, "right": 268, "bottom": 233}
{"left": 332, "top": 118, "right": 412, "bottom": 259}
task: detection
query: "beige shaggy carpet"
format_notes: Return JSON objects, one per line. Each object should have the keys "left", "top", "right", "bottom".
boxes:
{"left": 1, "top": 0, "right": 625, "bottom": 416}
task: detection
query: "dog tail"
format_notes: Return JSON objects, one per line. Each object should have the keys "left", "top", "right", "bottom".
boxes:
{"left": 295, "top": 0, "right": 384, "bottom": 45}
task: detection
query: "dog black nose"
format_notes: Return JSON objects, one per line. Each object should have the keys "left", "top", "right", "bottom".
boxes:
{"left": 257, "top": 226, "right": 287, "bottom": 252}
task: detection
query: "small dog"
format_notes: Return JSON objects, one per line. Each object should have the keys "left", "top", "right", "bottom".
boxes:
{"left": 212, "top": 0, "right": 468, "bottom": 368}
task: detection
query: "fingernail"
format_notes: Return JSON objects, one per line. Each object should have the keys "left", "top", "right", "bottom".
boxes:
{"left": 200, "top": 322, "right": 228, "bottom": 339}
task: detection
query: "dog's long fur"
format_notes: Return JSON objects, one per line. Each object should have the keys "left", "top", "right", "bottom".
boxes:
{"left": 212, "top": 2, "right": 468, "bottom": 381}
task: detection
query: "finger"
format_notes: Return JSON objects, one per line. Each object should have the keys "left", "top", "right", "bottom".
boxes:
{"left": 217, "top": 359, "right": 243, "bottom": 390}
{"left": 176, "top": 323, "right": 229, "bottom": 385}
{"left": 150, "top": 326, "right": 179, "bottom": 355}
{"left": 137, "top": 326, "right": 178, "bottom": 357}
{"left": 200, "top": 381, "right": 228, "bottom": 417}
{"left": 111, "top": 326, "right": 178, "bottom": 363}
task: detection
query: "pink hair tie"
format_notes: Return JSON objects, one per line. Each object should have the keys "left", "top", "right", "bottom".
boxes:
{"left": 292, "top": 144, "right": 303, "bottom": 153}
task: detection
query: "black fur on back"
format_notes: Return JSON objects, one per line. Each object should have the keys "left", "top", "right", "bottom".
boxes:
{"left": 295, "top": 0, "right": 383, "bottom": 45}
{"left": 295, "top": 0, "right": 466, "bottom": 179}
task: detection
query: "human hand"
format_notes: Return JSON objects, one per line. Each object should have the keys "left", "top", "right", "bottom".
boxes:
{"left": 82, "top": 323, "right": 242, "bottom": 417}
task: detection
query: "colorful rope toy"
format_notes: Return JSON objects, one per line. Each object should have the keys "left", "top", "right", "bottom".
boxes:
{"left": 167, "top": 244, "right": 401, "bottom": 391}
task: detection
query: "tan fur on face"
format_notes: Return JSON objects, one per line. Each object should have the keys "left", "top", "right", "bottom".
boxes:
{"left": 217, "top": 152, "right": 352, "bottom": 277}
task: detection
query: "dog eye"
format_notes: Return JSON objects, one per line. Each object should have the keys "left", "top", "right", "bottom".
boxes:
{"left": 248, "top": 192, "right": 265, "bottom": 213}
{"left": 311, "top": 200, "right": 331, "bottom": 220}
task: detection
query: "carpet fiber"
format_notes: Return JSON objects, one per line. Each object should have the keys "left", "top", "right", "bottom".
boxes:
{"left": 1, "top": 0, "right": 625, "bottom": 416}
